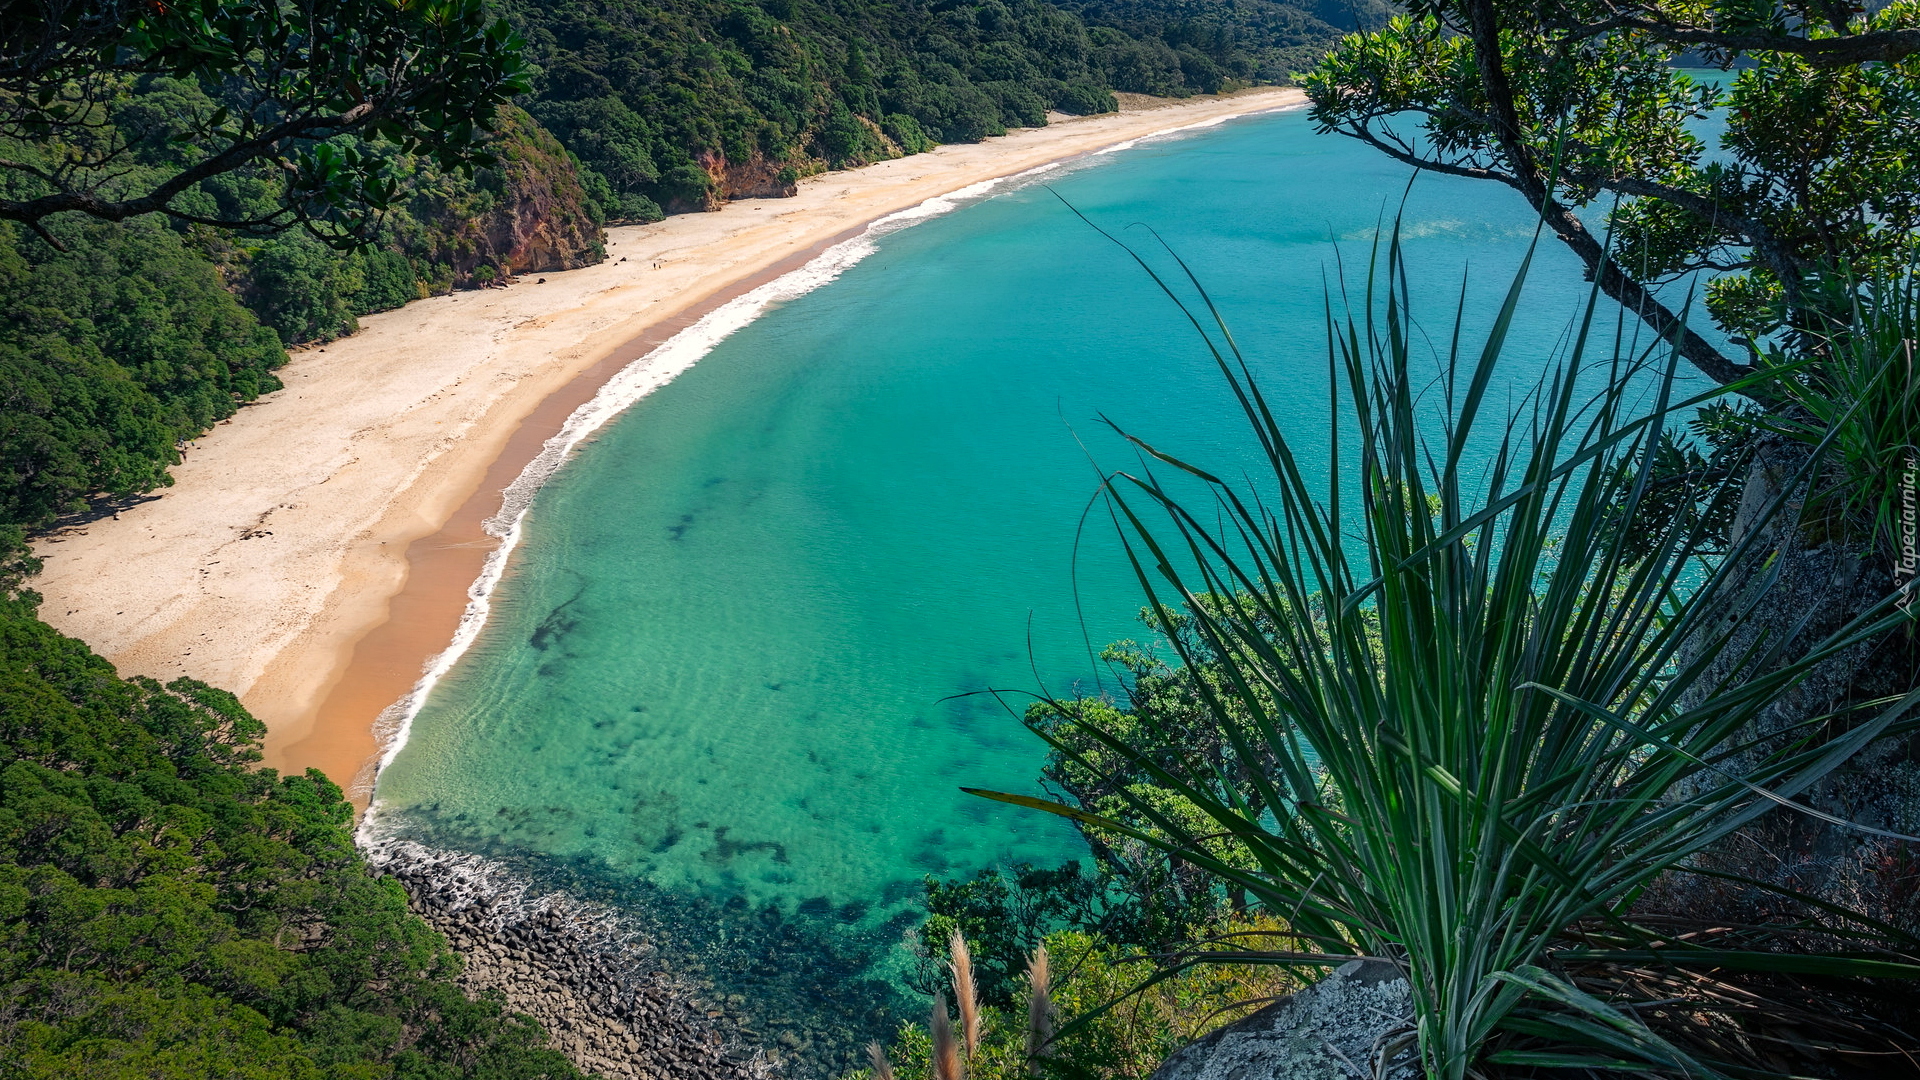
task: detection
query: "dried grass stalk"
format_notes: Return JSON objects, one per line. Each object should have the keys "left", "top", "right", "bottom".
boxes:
{"left": 949, "top": 927, "right": 981, "bottom": 1056}
{"left": 1025, "top": 942, "right": 1054, "bottom": 1075}
{"left": 931, "top": 990, "right": 963, "bottom": 1080}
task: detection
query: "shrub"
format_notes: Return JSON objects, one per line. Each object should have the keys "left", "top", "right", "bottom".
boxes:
{"left": 873, "top": 923, "right": 1301, "bottom": 1080}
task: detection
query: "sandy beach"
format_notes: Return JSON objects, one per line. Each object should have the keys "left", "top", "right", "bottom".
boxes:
{"left": 29, "top": 87, "right": 1303, "bottom": 804}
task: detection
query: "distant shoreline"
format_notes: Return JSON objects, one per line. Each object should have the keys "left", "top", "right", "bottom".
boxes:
{"left": 29, "top": 87, "right": 1305, "bottom": 808}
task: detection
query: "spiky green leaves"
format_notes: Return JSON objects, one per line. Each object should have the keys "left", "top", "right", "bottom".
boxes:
{"left": 976, "top": 226, "right": 1918, "bottom": 1077}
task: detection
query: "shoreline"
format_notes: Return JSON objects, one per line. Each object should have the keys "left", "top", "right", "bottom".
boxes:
{"left": 29, "top": 87, "right": 1304, "bottom": 806}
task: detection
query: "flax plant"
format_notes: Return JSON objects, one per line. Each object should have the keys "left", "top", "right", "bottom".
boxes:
{"left": 1758, "top": 265, "right": 1920, "bottom": 554}
{"left": 973, "top": 226, "right": 1920, "bottom": 1078}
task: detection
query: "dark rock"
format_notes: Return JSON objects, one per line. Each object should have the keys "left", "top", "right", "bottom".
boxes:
{"left": 1650, "top": 440, "right": 1920, "bottom": 934}
{"left": 364, "top": 837, "right": 769, "bottom": 1080}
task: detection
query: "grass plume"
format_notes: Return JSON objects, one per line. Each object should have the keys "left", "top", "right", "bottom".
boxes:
{"left": 949, "top": 928, "right": 981, "bottom": 1056}
{"left": 868, "top": 1040, "right": 895, "bottom": 1080}
{"left": 1025, "top": 942, "right": 1053, "bottom": 1075}
{"left": 931, "top": 989, "right": 963, "bottom": 1080}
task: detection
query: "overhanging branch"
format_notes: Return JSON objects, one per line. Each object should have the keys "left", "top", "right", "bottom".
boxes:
{"left": 1578, "top": 18, "right": 1920, "bottom": 66}
{"left": 1337, "top": 123, "right": 1518, "bottom": 186}
{"left": 0, "top": 102, "right": 380, "bottom": 229}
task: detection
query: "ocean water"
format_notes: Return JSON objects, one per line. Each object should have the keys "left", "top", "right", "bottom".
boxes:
{"left": 368, "top": 106, "right": 1712, "bottom": 1066}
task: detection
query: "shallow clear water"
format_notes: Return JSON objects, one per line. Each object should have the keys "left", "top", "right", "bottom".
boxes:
{"left": 371, "top": 106, "right": 1712, "bottom": 1064}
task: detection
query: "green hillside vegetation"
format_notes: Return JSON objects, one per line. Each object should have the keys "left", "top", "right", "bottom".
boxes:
{"left": 0, "top": 557, "right": 585, "bottom": 1078}
{"left": 0, "top": 89, "right": 605, "bottom": 530}
{"left": 1055, "top": 0, "right": 1393, "bottom": 86}
{"left": 0, "top": 131, "right": 594, "bottom": 532}
{"left": 502, "top": 0, "right": 1348, "bottom": 221}
{"left": 0, "top": 220, "right": 284, "bottom": 531}
{"left": 225, "top": 105, "right": 607, "bottom": 344}
{"left": 95, "top": 76, "right": 605, "bottom": 344}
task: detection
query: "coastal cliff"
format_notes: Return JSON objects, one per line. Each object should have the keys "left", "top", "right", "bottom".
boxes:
{"left": 689, "top": 150, "right": 800, "bottom": 210}
{"left": 401, "top": 107, "right": 608, "bottom": 286}
{"left": 1652, "top": 441, "right": 1920, "bottom": 932}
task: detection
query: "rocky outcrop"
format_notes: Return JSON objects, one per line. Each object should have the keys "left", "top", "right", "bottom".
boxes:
{"left": 403, "top": 107, "right": 607, "bottom": 286}
{"left": 365, "top": 825, "right": 909, "bottom": 1080}
{"left": 700, "top": 150, "right": 801, "bottom": 203}
{"left": 371, "top": 840, "right": 767, "bottom": 1080}
{"left": 1150, "top": 960, "right": 1417, "bottom": 1080}
{"left": 1649, "top": 439, "right": 1920, "bottom": 933}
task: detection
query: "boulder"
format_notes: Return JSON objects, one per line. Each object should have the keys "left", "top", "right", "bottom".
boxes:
{"left": 1150, "top": 960, "right": 1416, "bottom": 1080}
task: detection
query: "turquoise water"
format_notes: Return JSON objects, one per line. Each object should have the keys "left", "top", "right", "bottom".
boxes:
{"left": 371, "top": 107, "right": 1711, "bottom": 1065}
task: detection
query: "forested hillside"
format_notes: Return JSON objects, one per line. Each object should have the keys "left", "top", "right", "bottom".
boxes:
{"left": 0, "top": 104, "right": 601, "bottom": 531}
{"left": 1056, "top": 0, "right": 1393, "bottom": 83}
{"left": 0, "top": 553, "right": 587, "bottom": 1077}
{"left": 502, "top": 0, "right": 1348, "bottom": 220}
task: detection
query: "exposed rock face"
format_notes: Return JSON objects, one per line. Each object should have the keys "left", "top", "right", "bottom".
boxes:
{"left": 407, "top": 107, "right": 607, "bottom": 285}
{"left": 700, "top": 150, "right": 800, "bottom": 203}
{"left": 1150, "top": 960, "right": 1417, "bottom": 1080}
{"left": 369, "top": 840, "right": 768, "bottom": 1080}
{"left": 1649, "top": 440, "right": 1920, "bottom": 932}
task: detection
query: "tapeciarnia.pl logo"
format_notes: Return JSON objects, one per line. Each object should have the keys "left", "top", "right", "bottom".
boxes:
{"left": 1900, "top": 451, "right": 1917, "bottom": 614}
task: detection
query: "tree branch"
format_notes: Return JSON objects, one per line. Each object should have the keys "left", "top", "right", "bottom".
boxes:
{"left": 1578, "top": 170, "right": 1807, "bottom": 305}
{"left": 1577, "top": 18, "right": 1920, "bottom": 66}
{"left": 1338, "top": 123, "right": 1519, "bottom": 186}
{"left": 1460, "top": 0, "right": 1753, "bottom": 391}
{"left": 0, "top": 103, "right": 379, "bottom": 228}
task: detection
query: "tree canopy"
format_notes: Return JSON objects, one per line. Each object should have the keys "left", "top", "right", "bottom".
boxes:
{"left": 0, "top": 0, "right": 529, "bottom": 245}
{"left": 0, "top": 566, "right": 587, "bottom": 1078}
{"left": 500, "top": 0, "right": 1354, "bottom": 222}
{"left": 1304, "top": 0, "right": 1920, "bottom": 387}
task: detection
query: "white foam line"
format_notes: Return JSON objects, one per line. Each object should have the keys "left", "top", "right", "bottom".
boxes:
{"left": 356, "top": 104, "right": 1290, "bottom": 840}
{"left": 1092, "top": 98, "right": 1306, "bottom": 157}
{"left": 356, "top": 161, "right": 1068, "bottom": 839}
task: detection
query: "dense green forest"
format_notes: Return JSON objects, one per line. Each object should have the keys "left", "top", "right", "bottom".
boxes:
{"left": 500, "top": 0, "right": 1349, "bottom": 220}
{"left": 0, "top": 553, "right": 586, "bottom": 1077}
{"left": 1056, "top": 0, "right": 1393, "bottom": 81}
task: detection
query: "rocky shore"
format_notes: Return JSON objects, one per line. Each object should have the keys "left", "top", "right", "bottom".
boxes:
{"left": 366, "top": 826, "right": 915, "bottom": 1078}
{"left": 372, "top": 840, "right": 772, "bottom": 1080}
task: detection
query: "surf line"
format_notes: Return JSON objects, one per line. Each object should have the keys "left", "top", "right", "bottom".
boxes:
{"left": 355, "top": 160, "right": 1075, "bottom": 840}
{"left": 352, "top": 103, "right": 1302, "bottom": 841}
{"left": 1091, "top": 97, "right": 1305, "bottom": 158}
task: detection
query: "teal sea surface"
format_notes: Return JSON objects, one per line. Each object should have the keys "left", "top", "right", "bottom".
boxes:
{"left": 370, "top": 105, "right": 1711, "bottom": 1064}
